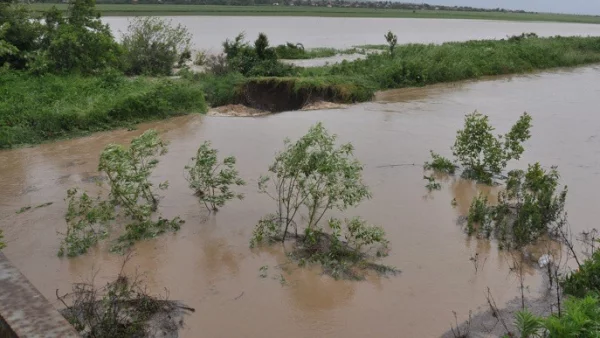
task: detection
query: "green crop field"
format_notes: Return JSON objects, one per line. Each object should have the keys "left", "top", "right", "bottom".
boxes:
{"left": 27, "top": 4, "right": 600, "bottom": 24}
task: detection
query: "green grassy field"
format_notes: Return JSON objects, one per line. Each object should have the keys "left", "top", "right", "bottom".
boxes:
{"left": 28, "top": 4, "right": 600, "bottom": 24}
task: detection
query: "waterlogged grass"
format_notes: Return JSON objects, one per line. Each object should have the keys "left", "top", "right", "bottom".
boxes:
{"left": 27, "top": 4, "right": 600, "bottom": 24}
{"left": 0, "top": 71, "right": 207, "bottom": 148}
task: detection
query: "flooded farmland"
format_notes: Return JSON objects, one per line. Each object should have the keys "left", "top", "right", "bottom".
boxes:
{"left": 1, "top": 63, "right": 599, "bottom": 336}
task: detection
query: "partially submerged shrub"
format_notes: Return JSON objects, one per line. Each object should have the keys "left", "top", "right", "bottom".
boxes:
{"left": 121, "top": 16, "right": 191, "bottom": 76}
{"left": 184, "top": 141, "right": 245, "bottom": 211}
{"left": 423, "top": 175, "right": 441, "bottom": 191}
{"left": 251, "top": 123, "right": 395, "bottom": 279}
{"left": 98, "top": 129, "right": 182, "bottom": 252}
{"left": 58, "top": 188, "right": 114, "bottom": 257}
{"left": 423, "top": 151, "right": 456, "bottom": 174}
{"left": 465, "top": 163, "right": 567, "bottom": 249}
{"left": 452, "top": 111, "right": 532, "bottom": 184}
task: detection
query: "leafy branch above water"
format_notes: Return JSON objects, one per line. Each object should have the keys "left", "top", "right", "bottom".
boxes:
{"left": 251, "top": 123, "right": 397, "bottom": 280}
{"left": 184, "top": 141, "right": 245, "bottom": 212}
{"left": 58, "top": 129, "right": 183, "bottom": 257}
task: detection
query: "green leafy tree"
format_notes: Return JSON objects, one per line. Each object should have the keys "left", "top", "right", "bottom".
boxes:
{"left": 58, "top": 188, "right": 114, "bottom": 257}
{"left": 251, "top": 123, "right": 392, "bottom": 279}
{"left": 0, "top": 1, "right": 42, "bottom": 69}
{"left": 98, "top": 129, "right": 181, "bottom": 251}
{"left": 452, "top": 111, "right": 532, "bottom": 183}
{"left": 121, "top": 16, "right": 192, "bottom": 76}
{"left": 466, "top": 163, "right": 567, "bottom": 249}
{"left": 184, "top": 141, "right": 245, "bottom": 211}
{"left": 384, "top": 30, "right": 398, "bottom": 56}
{"left": 253, "top": 122, "right": 370, "bottom": 243}
{"left": 423, "top": 151, "right": 456, "bottom": 174}
{"left": 38, "top": 0, "right": 122, "bottom": 74}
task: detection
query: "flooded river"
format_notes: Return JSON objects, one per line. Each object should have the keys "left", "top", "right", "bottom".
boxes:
{"left": 103, "top": 16, "right": 600, "bottom": 52}
{"left": 1, "top": 65, "right": 600, "bottom": 337}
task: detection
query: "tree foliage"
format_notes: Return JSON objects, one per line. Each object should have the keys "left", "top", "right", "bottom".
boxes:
{"left": 223, "top": 32, "right": 295, "bottom": 76}
{"left": 121, "top": 16, "right": 191, "bottom": 76}
{"left": 384, "top": 30, "right": 398, "bottom": 56}
{"left": 453, "top": 111, "right": 532, "bottom": 183}
{"left": 423, "top": 150, "right": 456, "bottom": 174}
{"left": 58, "top": 130, "right": 183, "bottom": 256}
{"left": 98, "top": 129, "right": 182, "bottom": 252}
{"left": 251, "top": 123, "right": 393, "bottom": 279}
{"left": 562, "top": 250, "right": 600, "bottom": 298}
{"left": 58, "top": 188, "right": 114, "bottom": 257}
{"left": 465, "top": 163, "right": 567, "bottom": 249}
{"left": 184, "top": 141, "right": 245, "bottom": 211}
{"left": 37, "top": 0, "right": 122, "bottom": 74}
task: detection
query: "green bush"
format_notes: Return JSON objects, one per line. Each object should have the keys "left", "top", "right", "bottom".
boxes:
{"left": 223, "top": 33, "right": 296, "bottom": 77}
{"left": 563, "top": 250, "right": 600, "bottom": 298}
{"left": 36, "top": 0, "right": 122, "bottom": 74}
{"left": 0, "top": 1, "right": 42, "bottom": 70}
{"left": 121, "top": 17, "right": 191, "bottom": 76}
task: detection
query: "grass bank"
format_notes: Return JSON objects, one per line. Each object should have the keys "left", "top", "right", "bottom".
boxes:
{"left": 27, "top": 4, "right": 600, "bottom": 24}
{"left": 0, "top": 71, "right": 207, "bottom": 148}
{"left": 192, "top": 35, "right": 600, "bottom": 111}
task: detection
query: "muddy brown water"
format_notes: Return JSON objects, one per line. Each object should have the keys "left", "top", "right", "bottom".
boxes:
{"left": 2, "top": 65, "right": 600, "bottom": 337}
{"left": 103, "top": 16, "right": 600, "bottom": 52}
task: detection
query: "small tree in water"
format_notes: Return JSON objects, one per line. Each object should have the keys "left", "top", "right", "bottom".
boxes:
{"left": 58, "top": 130, "right": 183, "bottom": 256}
{"left": 465, "top": 163, "right": 567, "bottom": 250}
{"left": 251, "top": 123, "right": 396, "bottom": 279}
{"left": 184, "top": 141, "right": 245, "bottom": 212}
{"left": 452, "top": 111, "right": 532, "bottom": 184}
{"left": 384, "top": 30, "right": 398, "bottom": 56}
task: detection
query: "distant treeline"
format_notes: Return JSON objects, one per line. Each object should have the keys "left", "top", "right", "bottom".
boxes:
{"left": 29, "top": 0, "right": 535, "bottom": 14}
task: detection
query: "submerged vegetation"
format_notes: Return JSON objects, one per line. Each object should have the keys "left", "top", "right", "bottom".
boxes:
{"left": 184, "top": 141, "right": 245, "bottom": 211}
{"left": 59, "top": 130, "right": 183, "bottom": 256}
{"left": 251, "top": 123, "right": 396, "bottom": 279}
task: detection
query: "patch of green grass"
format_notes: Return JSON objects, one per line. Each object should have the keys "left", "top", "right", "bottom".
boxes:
{"left": 301, "top": 35, "right": 600, "bottom": 92}
{"left": 0, "top": 71, "right": 207, "bottom": 148}
{"left": 27, "top": 4, "right": 600, "bottom": 24}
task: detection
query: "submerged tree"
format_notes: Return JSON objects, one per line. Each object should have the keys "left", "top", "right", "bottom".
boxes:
{"left": 184, "top": 141, "right": 245, "bottom": 212}
{"left": 58, "top": 188, "right": 114, "bottom": 257}
{"left": 59, "top": 130, "right": 183, "bottom": 256}
{"left": 465, "top": 163, "right": 567, "bottom": 250}
{"left": 452, "top": 111, "right": 532, "bottom": 184}
{"left": 251, "top": 123, "right": 395, "bottom": 279}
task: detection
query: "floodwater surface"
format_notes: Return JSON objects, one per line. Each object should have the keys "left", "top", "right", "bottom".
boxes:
{"left": 103, "top": 16, "right": 600, "bottom": 52}
{"left": 1, "top": 66, "right": 600, "bottom": 337}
